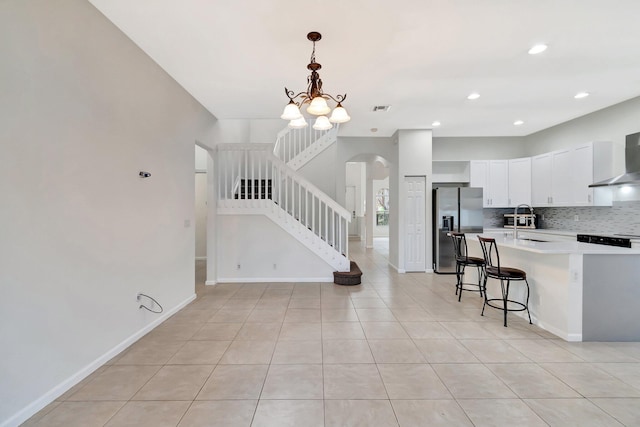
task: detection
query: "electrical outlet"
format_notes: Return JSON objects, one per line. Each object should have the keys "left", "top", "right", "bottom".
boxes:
{"left": 574, "top": 215, "right": 579, "bottom": 221}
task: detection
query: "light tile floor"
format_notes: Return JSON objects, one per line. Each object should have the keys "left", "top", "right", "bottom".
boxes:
{"left": 24, "top": 238, "right": 640, "bottom": 426}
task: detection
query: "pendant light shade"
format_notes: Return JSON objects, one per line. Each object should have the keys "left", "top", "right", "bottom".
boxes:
{"left": 288, "top": 117, "right": 308, "bottom": 129}
{"left": 281, "top": 101, "right": 302, "bottom": 120}
{"left": 329, "top": 104, "right": 351, "bottom": 123}
{"left": 306, "top": 97, "right": 331, "bottom": 116}
{"left": 313, "top": 115, "right": 333, "bottom": 130}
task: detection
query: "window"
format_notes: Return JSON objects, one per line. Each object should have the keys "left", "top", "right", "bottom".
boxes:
{"left": 375, "top": 188, "right": 389, "bottom": 226}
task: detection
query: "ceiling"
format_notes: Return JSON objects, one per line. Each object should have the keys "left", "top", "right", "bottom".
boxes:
{"left": 89, "top": 0, "right": 640, "bottom": 138}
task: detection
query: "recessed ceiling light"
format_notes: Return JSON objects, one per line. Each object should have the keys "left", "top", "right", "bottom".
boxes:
{"left": 574, "top": 92, "right": 590, "bottom": 99}
{"left": 467, "top": 93, "right": 480, "bottom": 100}
{"left": 513, "top": 120, "right": 524, "bottom": 126}
{"left": 528, "top": 44, "right": 548, "bottom": 55}
{"left": 432, "top": 121, "right": 441, "bottom": 127}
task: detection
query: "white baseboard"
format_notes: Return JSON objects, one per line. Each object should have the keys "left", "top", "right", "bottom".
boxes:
{"left": 2, "top": 294, "right": 196, "bottom": 427}
{"left": 388, "top": 262, "right": 403, "bottom": 273}
{"left": 205, "top": 280, "right": 218, "bottom": 286}
{"left": 217, "top": 276, "right": 333, "bottom": 283}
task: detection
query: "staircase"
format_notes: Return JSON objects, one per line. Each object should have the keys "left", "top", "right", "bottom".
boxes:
{"left": 273, "top": 123, "right": 338, "bottom": 170}
{"left": 217, "top": 143, "right": 350, "bottom": 272}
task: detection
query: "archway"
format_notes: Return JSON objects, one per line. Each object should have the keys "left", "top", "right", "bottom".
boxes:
{"left": 345, "top": 154, "right": 392, "bottom": 257}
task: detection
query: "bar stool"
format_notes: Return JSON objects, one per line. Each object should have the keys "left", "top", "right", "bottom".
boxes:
{"left": 450, "top": 232, "right": 485, "bottom": 302}
{"left": 477, "top": 236, "right": 532, "bottom": 327}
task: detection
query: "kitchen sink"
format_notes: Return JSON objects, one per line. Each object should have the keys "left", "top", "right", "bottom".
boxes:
{"left": 517, "top": 238, "right": 548, "bottom": 243}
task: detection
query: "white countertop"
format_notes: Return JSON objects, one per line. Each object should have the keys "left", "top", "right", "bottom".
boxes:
{"left": 469, "top": 231, "right": 640, "bottom": 255}
{"left": 485, "top": 228, "right": 640, "bottom": 242}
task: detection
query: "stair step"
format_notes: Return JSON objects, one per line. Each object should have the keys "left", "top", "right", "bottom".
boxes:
{"left": 333, "top": 261, "right": 362, "bottom": 286}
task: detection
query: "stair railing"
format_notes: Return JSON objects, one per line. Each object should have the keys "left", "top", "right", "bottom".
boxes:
{"left": 217, "top": 143, "right": 350, "bottom": 258}
{"left": 273, "top": 123, "right": 337, "bottom": 165}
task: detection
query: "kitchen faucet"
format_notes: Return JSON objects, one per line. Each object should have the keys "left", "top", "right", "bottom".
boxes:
{"left": 514, "top": 204, "right": 534, "bottom": 240}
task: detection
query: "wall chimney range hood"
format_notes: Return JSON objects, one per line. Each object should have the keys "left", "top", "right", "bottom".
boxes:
{"left": 590, "top": 132, "right": 640, "bottom": 187}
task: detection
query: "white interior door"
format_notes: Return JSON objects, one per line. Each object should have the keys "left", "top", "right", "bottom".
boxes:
{"left": 404, "top": 176, "right": 426, "bottom": 272}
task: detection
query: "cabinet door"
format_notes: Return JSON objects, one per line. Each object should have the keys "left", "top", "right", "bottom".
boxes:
{"left": 551, "top": 149, "right": 573, "bottom": 206}
{"left": 489, "top": 160, "right": 509, "bottom": 207}
{"left": 508, "top": 157, "right": 532, "bottom": 207}
{"left": 531, "top": 153, "right": 552, "bottom": 206}
{"left": 470, "top": 160, "right": 490, "bottom": 207}
{"left": 572, "top": 143, "right": 594, "bottom": 205}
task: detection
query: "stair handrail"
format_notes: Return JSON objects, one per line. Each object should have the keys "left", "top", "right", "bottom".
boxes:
{"left": 267, "top": 151, "right": 351, "bottom": 220}
{"left": 272, "top": 123, "right": 338, "bottom": 164}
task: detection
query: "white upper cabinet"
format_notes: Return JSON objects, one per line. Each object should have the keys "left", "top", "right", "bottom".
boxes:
{"left": 572, "top": 143, "right": 594, "bottom": 205}
{"left": 531, "top": 153, "right": 552, "bottom": 206}
{"left": 449, "top": 141, "right": 614, "bottom": 209}
{"left": 470, "top": 160, "right": 509, "bottom": 207}
{"left": 530, "top": 141, "right": 614, "bottom": 207}
{"left": 550, "top": 148, "right": 573, "bottom": 206}
{"left": 508, "top": 157, "right": 532, "bottom": 207}
{"left": 572, "top": 141, "right": 614, "bottom": 206}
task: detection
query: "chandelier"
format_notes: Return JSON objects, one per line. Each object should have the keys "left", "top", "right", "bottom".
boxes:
{"left": 280, "top": 32, "right": 351, "bottom": 130}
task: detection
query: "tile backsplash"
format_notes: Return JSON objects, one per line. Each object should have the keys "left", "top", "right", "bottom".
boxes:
{"left": 484, "top": 201, "right": 640, "bottom": 235}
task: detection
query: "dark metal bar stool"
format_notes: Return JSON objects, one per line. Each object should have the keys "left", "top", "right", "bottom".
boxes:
{"left": 450, "top": 232, "right": 486, "bottom": 302}
{"left": 477, "top": 236, "right": 532, "bottom": 327}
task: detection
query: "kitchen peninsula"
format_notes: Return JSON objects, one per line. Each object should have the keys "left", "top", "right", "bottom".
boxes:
{"left": 466, "top": 232, "right": 640, "bottom": 342}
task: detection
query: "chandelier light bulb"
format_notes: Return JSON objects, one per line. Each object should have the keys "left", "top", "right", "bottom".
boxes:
{"left": 329, "top": 104, "right": 351, "bottom": 123}
{"left": 288, "top": 116, "right": 308, "bottom": 129}
{"left": 313, "top": 115, "right": 333, "bottom": 130}
{"left": 281, "top": 101, "right": 302, "bottom": 120}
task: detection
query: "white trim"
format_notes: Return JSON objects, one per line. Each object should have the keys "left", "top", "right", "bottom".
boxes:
{"left": 217, "top": 277, "right": 333, "bottom": 283}
{"left": 424, "top": 268, "right": 434, "bottom": 273}
{"left": 195, "top": 256, "right": 207, "bottom": 261}
{"left": 2, "top": 294, "right": 196, "bottom": 427}
{"left": 388, "top": 262, "right": 405, "bottom": 273}
{"left": 205, "top": 280, "right": 217, "bottom": 286}
{"left": 530, "top": 317, "right": 579, "bottom": 341}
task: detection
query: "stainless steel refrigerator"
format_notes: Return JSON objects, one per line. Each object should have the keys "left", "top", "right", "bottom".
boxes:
{"left": 433, "top": 187, "right": 484, "bottom": 273}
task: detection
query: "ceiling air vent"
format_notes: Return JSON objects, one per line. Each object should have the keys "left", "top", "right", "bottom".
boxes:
{"left": 372, "top": 105, "right": 391, "bottom": 112}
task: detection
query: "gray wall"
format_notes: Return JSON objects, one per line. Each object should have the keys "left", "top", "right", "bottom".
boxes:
{"left": 525, "top": 96, "right": 640, "bottom": 174}
{"left": 0, "top": 0, "right": 216, "bottom": 424}
{"left": 433, "top": 136, "right": 527, "bottom": 161}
